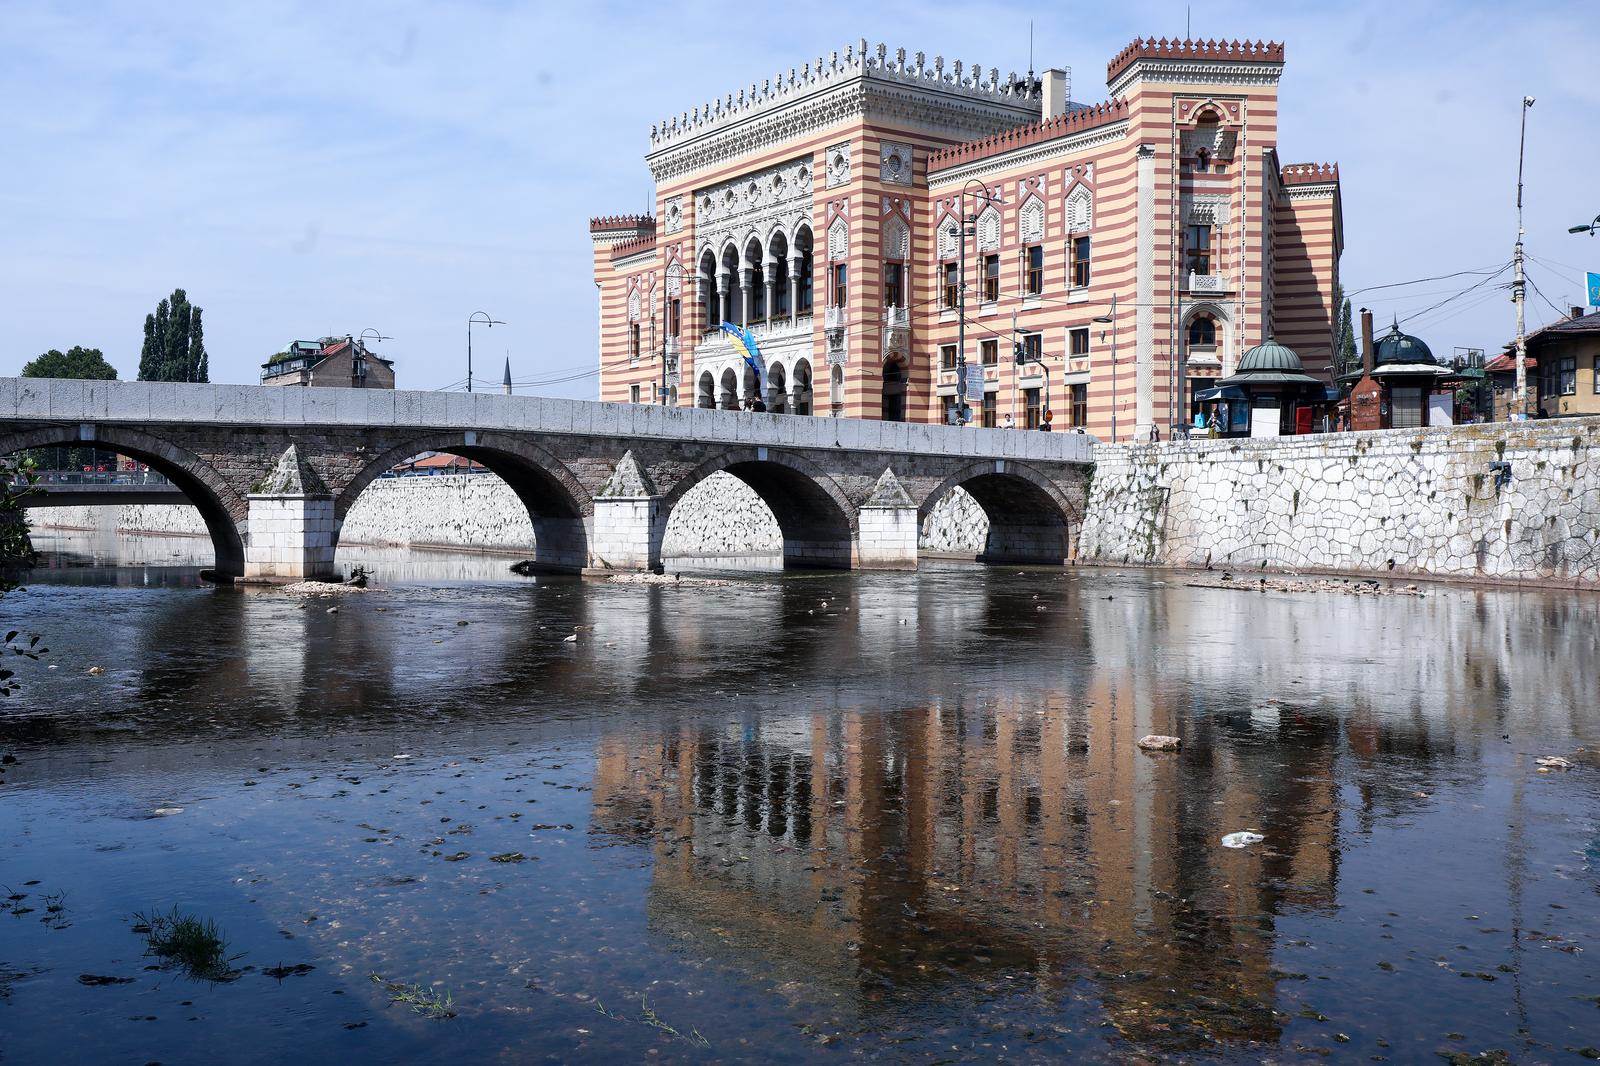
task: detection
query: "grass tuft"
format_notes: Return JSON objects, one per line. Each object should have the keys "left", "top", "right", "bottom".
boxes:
{"left": 370, "top": 973, "right": 456, "bottom": 1019}
{"left": 131, "top": 907, "right": 241, "bottom": 982}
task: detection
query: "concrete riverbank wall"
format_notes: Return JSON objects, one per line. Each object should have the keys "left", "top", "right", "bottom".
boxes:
{"left": 1078, "top": 418, "right": 1600, "bottom": 587}
{"left": 34, "top": 472, "right": 992, "bottom": 558}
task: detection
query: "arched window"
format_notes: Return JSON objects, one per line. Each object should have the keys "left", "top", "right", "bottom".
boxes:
{"left": 1188, "top": 314, "right": 1218, "bottom": 349}
{"left": 881, "top": 357, "right": 907, "bottom": 422}
{"left": 794, "top": 226, "right": 814, "bottom": 314}
{"left": 720, "top": 244, "right": 740, "bottom": 325}
{"left": 699, "top": 249, "right": 718, "bottom": 333}
{"left": 793, "top": 358, "right": 813, "bottom": 416}
{"left": 697, "top": 370, "right": 715, "bottom": 409}
{"left": 768, "top": 231, "right": 790, "bottom": 318}
{"left": 883, "top": 217, "right": 909, "bottom": 309}
{"left": 744, "top": 237, "right": 765, "bottom": 323}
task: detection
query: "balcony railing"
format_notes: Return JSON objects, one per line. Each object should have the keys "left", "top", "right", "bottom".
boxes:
{"left": 1186, "top": 272, "right": 1234, "bottom": 295}
{"left": 825, "top": 306, "right": 847, "bottom": 332}
{"left": 883, "top": 305, "right": 909, "bottom": 330}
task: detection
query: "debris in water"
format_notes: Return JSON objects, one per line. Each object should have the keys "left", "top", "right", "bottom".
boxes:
{"left": 1221, "top": 831, "right": 1265, "bottom": 849}
{"left": 87, "top": 666, "right": 105, "bottom": 676}
{"left": 1137, "top": 735, "right": 1182, "bottom": 752}
{"left": 1536, "top": 756, "right": 1572, "bottom": 772}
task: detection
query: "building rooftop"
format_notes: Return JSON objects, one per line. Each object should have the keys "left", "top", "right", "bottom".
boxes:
{"left": 928, "top": 99, "right": 1128, "bottom": 173}
{"left": 646, "top": 39, "right": 1046, "bottom": 155}
{"left": 1106, "top": 37, "right": 1284, "bottom": 86}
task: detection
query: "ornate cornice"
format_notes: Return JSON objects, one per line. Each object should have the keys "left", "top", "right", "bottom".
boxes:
{"left": 928, "top": 120, "right": 1128, "bottom": 187}
{"left": 1113, "top": 58, "right": 1286, "bottom": 98}
{"left": 647, "top": 78, "right": 1038, "bottom": 185}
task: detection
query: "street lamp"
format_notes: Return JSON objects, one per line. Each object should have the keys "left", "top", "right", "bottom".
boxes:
{"left": 1093, "top": 292, "right": 1120, "bottom": 440}
{"left": 466, "top": 311, "right": 504, "bottom": 393}
{"left": 1569, "top": 215, "right": 1600, "bottom": 236}
{"left": 951, "top": 177, "right": 1001, "bottom": 425}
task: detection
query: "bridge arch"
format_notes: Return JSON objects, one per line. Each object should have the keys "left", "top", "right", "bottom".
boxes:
{"left": 661, "top": 448, "right": 856, "bottom": 569}
{"left": 919, "top": 460, "right": 1081, "bottom": 565}
{"left": 336, "top": 431, "right": 591, "bottom": 573}
{"left": 0, "top": 424, "right": 247, "bottom": 578}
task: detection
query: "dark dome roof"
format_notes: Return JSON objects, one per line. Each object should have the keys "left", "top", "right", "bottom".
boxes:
{"left": 1375, "top": 322, "right": 1435, "bottom": 366}
{"left": 1236, "top": 337, "right": 1303, "bottom": 373}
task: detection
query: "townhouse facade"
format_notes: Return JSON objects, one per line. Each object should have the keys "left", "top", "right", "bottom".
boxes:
{"left": 591, "top": 36, "right": 1342, "bottom": 441}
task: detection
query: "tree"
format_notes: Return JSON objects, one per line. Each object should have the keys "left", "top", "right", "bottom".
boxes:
{"left": 21, "top": 346, "right": 119, "bottom": 380}
{"left": 20, "top": 347, "right": 120, "bottom": 470}
{"left": 0, "top": 455, "right": 46, "bottom": 695}
{"left": 138, "top": 288, "right": 209, "bottom": 382}
{"left": 1334, "top": 285, "right": 1357, "bottom": 375}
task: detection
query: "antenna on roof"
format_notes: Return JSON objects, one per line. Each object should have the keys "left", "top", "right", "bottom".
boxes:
{"left": 1186, "top": 6, "right": 1191, "bottom": 39}
{"left": 1027, "top": 20, "right": 1034, "bottom": 78}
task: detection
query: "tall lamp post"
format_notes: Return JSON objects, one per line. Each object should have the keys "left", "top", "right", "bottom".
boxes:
{"left": 1512, "top": 95, "right": 1534, "bottom": 418}
{"left": 466, "top": 311, "right": 504, "bottom": 393}
{"left": 355, "top": 328, "right": 391, "bottom": 390}
{"left": 1093, "top": 293, "right": 1119, "bottom": 440}
{"left": 948, "top": 177, "right": 1001, "bottom": 425}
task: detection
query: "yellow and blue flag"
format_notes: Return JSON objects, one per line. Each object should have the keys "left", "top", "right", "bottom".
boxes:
{"left": 720, "top": 321, "right": 766, "bottom": 393}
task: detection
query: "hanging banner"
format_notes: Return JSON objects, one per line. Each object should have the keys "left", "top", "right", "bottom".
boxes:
{"left": 964, "top": 364, "right": 986, "bottom": 409}
{"left": 1587, "top": 272, "right": 1600, "bottom": 308}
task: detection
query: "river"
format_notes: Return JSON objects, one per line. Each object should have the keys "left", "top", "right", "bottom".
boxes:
{"left": 3, "top": 530, "right": 1599, "bottom": 1063}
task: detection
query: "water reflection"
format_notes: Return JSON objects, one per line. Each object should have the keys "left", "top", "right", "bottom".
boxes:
{"left": 2, "top": 541, "right": 1599, "bottom": 1062}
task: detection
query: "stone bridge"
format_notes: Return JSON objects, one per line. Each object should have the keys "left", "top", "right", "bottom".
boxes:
{"left": 0, "top": 378, "right": 1095, "bottom": 582}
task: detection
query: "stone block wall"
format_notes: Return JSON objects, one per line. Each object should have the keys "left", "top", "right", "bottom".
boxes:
{"left": 32, "top": 471, "right": 992, "bottom": 559}
{"left": 1078, "top": 418, "right": 1600, "bottom": 586}
{"left": 243, "top": 494, "right": 336, "bottom": 581}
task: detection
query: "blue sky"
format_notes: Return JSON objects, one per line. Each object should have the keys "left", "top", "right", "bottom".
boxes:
{"left": 4, "top": 1, "right": 1597, "bottom": 394}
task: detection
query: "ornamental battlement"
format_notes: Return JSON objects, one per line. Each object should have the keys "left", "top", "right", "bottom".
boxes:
{"left": 1281, "top": 162, "right": 1340, "bottom": 186}
{"left": 1106, "top": 37, "right": 1285, "bottom": 84}
{"left": 647, "top": 38, "right": 1049, "bottom": 153}
{"left": 927, "top": 99, "right": 1129, "bottom": 173}
{"left": 589, "top": 214, "right": 656, "bottom": 233}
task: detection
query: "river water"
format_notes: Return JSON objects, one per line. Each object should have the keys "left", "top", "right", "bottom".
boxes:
{"left": 4, "top": 531, "right": 1600, "bottom": 1063}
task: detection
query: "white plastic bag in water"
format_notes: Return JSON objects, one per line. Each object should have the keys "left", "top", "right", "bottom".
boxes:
{"left": 1221, "top": 831, "right": 1264, "bottom": 849}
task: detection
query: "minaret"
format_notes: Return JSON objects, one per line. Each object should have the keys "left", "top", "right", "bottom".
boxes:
{"left": 502, "top": 356, "right": 513, "bottom": 396}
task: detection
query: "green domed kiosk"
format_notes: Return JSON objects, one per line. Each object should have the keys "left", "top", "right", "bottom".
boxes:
{"left": 1197, "top": 337, "right": 1331, "bottom": 437}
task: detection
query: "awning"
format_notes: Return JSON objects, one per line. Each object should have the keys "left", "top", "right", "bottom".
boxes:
{"left": 1195, "top": 385, "right": 1247, "bottom": 401}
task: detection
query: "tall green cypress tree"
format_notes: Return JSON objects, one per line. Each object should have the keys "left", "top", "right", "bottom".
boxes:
{"left": 1332, "top": 284, "right": 1357, "bottom": 376}
{"left": 137, "top": 289, "right": 208, "bottom": 382}
{"left": 189, "top": 307, "right": 208, "bottom": 383}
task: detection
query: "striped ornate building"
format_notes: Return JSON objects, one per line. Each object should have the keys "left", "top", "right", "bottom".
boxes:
{"left": 590, "top": 37, "right": 1342, "bottom": 441}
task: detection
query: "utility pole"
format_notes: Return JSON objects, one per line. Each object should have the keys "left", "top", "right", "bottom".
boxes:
{"left": 1513, "top": 96, "right": 1534, "bottom": 417}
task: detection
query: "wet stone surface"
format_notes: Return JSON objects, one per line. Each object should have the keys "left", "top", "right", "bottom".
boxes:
{"left": 3, "top": 533, "right": 1600, "bottom": 1062}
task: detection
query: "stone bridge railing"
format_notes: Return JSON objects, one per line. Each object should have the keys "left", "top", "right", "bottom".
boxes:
{"left": 1, "top": 378, "right": 1095, "bottom": 582}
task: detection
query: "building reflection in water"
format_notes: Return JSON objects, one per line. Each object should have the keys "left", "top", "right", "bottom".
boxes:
{"left": 592, "top": 685, "right": 1344, "bottom": 1050}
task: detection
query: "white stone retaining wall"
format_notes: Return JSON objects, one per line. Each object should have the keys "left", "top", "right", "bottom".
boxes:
{"left": 32, "top": 473, "right": 992, "bottom": 558}
{"left": 1078, "top": 418, "right": 1600, "bottom": 586}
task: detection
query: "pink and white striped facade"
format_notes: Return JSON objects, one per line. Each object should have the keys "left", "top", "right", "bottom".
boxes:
{"left": 591, "top": 37, "right": 1342, "bottom": 440}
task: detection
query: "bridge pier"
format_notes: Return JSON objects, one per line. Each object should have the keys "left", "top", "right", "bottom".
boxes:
{"left": 855, "top": 469, "right": 919, "bottom": 570}
{"left": 587, "top": 496, "right": 666, "bottom": 573}
{"left": 244, "top": 492, "right": 338, "bottom": 583}
{"left": 242, "top": 444, "right": 338, "bottom": 583}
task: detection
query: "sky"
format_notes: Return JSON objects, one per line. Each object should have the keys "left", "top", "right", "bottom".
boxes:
{"left": 4, "top": 0, "right": 1598, "bottom": 395}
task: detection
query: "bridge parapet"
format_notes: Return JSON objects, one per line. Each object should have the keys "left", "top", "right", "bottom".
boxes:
{"left": 1, "top": 378, "right": 1095, "bottom": 466}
